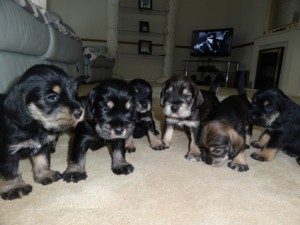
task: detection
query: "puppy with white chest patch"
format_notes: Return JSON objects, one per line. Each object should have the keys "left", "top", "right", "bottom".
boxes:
{"left": 197, "top": 88, "right": 252, "bottom": 172}
{"left": 249, "top": 87, "right": 300, "bottom": 165}
{"left": 126, "top": 79, "right": 164, "bottom": 152}
{"left": 159, "top": 75, "right": 219, "bottom": 161}
{"left": 0, "top": 65, "right": 84, "bottom": 200}
{"left": 63, "top": 79, "right": 136, "bottom": 183}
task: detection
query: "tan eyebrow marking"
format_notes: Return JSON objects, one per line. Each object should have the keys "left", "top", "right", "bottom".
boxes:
{"left": 52, "top": 85, "right": 62, "bottom": 94}
{"left": 126, "top": 101, "right": 131, "bottom": 109}
{"left": 107, "top": 101, "right": 115, "bottom": 109}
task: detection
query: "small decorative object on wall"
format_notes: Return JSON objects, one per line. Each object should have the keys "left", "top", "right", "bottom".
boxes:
{"left": 138, "top": 40, "right": 152, "bottom": 55}
{"left": 139, "top": 21, "right": 149, "bottom": 32}
{"left": 139, "top": 0, "right": 152, "bottom": 10}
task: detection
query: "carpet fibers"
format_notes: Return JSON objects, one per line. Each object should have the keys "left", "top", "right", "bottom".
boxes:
{"left": 0, "top": 85, "right": 299, "bottom": 225}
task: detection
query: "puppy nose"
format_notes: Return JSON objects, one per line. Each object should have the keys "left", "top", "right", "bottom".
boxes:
{"left": 142, "top": 102, "right": 148, "bottom": 108}
{"left": 114, "top": 127, "right": 124, "bottom": 135}
{"left": 73, "top": 108, "right": 83, "bottom": 119}
{"left": 171, "top": 105, "right": 179, "bottom": 112}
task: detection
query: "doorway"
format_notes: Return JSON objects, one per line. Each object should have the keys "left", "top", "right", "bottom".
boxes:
{"left": 254, "top": 47, "right": 284, "bottom": 89}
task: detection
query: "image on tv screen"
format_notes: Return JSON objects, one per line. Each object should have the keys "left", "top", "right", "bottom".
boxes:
{"left": 191, "top": 28, "right": 233, "bottom": 57}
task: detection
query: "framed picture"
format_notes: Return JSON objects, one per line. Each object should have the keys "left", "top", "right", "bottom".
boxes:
{"left": 138, "top": 40, "right": 152, "bottom": 55}
{"left": 139, "top": 21, "right": 149, "bottom": 33}
{"left": 139, "top": 0, "right": 152, "bottom": 10}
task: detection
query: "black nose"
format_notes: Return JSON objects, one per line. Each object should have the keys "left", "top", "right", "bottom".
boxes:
{"left": 73, "top": 108, "right": 83, "bottom": 119}
{"left": 171, "top": 105, "right": 179, "bottom": 112}
{"left": 248, "top": 110, "right": 257, "bottom": 123}
{"left": 114, "top": 127, "right": 124, "bottom": 135}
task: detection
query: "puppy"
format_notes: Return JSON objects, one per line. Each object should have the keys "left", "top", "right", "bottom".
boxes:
{"left": 63, "top": 79, "right": 136, "bottom": 183}
{"left": 249, "top": 87, "right": 300, "bottom": 164}
{"left": 159, "top": 74, "right": 219, "bottom": 161}
{"left": 197, "top": 89, "right": 252, "bottom": 172}
{"left": 0, "top": 65, "right": 84, "bottom": 200}
{"left": 126, "top": 79, "right": 164, "bottom": 151}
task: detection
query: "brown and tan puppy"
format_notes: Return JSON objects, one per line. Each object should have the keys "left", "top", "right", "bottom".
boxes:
{"left": 197, "top": 91, "right": 252, "bottom": 172}
{"left": 159, "top": 75, "right": 219, "bottom": 161}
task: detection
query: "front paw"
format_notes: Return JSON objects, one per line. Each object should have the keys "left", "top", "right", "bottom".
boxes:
{"left": 126, "top": 146, "right": 136, "bottom": 153}
{"left": 228, "top": 162, "right": 249, "bottom": 172}
{"left": 112, "top": 164, "right": 134, "bottom": 175}
{"left": 185, "top": 153, "right": 201, "bottom": 162}
{"left": 1, "top": 184, "right": 32, "bottom": 200}
{"left": 250, "top": 152, "right": 267, "bottom": 162}
{"left": 62, "top": 171, "right": 87, "bottom": 183}
{"left": 34, "top": 170, "right": 62, "bottom": 185}
{"left": 151, "top": 143, "right": 169, "bottom": 151}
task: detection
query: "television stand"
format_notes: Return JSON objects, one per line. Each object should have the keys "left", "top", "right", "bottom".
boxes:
{"left": 183, "top": 58, "right": 240, "bottom": 87}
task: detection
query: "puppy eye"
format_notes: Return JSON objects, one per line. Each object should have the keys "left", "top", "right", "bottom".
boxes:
{"left": 212, "top": 148, "right": 224, "bottom": 156}
{"left": 46, "top": 93, "right": 58, "bottom": 102}
{"left": 265, "top": 104, "right": 273, "bottom": 112}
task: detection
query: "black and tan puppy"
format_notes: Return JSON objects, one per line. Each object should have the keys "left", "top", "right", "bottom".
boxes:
{"left": 197, "top": 90, "right": 252, "bottom": 172}
{"left": 126, "top": 79, "right": 164, "bottom": 151}
{"left": 63, "top": 79, "right": 136, "bottom": 183}
{"left": 249, "top": 87, "right": 300, "bottom": 165}
{"left": 159, "top": 74, "right": 219, "bottom": 161}
{"left": 0, "top": 65, "right": 84, "bottom": 200}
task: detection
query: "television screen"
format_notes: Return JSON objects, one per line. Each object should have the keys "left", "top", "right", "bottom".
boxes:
{"left": 191, "top": 28, "right": 233, "bottom": 57}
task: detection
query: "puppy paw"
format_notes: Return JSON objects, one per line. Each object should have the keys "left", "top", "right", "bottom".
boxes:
{"left": 185, "top": 153, "right": 201, "bottom": 162}
{"left": 62, "top": 171, "right": 87, "bottom": 183}
{"left": 250, "top": 152, "right": 267, "bottom": 161}
{"left": 112, "top": 164, "right": 134, "bottom": 175}
{"left": 1, "top": 184, "right": 32, "bottom": 200}
{"left": 34, "top": 170, "right": 62, "bottom": 185}
{"left": 151, "top": 143, "right": 168, "bottom": 151}
{"left": 250, "top": 141, "right": 262, "bottom": 149}
{"left": 228, "top": 162, "right": 249, "bottom": 172}
{"left": 126, "top": 146, "right": 136, "bottom": 153}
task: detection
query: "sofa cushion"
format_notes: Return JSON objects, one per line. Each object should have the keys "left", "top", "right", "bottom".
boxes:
{"left": 0, "top": 0, "right": 49, "bottom": 55}
{"left": 43, "top": 25, "right": 82, "bottom": 63}
{"left": 0, "top": 51, "right": 42, "bottom": 92}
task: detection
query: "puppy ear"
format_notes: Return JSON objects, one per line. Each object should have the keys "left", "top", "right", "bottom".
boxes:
{"left": 160, "top": 83, "right": 167, "bottom": 107}
{"left": 227, "top": 129, "right": 244, "bottom": 159}
{"left": 85, "top": 89, "right": 97, "bottom": 121}
{"left": 192, "top": 85, "right": 204, "bottom": 111}
{"left": 3, "top": 83, "right": 33, "bottom": 126}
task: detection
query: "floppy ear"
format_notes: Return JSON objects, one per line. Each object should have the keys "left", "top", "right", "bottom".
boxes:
{"left": 85, "top": 89, "right": 97, "bottom": 121}
{"left": 192, "top": 85, "right": 204, "bottom": 111}
{"left": 227, "top": 129, "right": 244, "bottom": 159}
{"left": 3, "top": 83, "right": 33, "bottom": 126}
{"left": 160, "top": 83, "right": 167, "bottom": 107}
{"left": 198, "top": 123, "right": 213, "bottom": 165}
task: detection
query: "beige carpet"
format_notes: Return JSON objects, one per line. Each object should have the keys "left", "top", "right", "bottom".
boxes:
{"left": 1, "top": 84, "right": 300, "bottom": 225}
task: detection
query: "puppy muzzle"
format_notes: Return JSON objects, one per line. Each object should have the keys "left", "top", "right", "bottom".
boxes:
{"left": 95, "top": 123, "right": 134, "bottom": 140}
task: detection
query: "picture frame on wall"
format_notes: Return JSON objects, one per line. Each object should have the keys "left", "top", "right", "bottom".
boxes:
{"left": 139, "top": 0, "right": 152, "bottom": 10}
{"left": 139, "top": 21, "right": 149, "bottom": 33}
{"left": 138, "top": 40, "right": 152, "bottom": 55}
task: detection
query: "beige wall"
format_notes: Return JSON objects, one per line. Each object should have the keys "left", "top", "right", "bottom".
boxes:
{"left": 47, "top": 0, "right": 300, "bottom": 95}
{"left": 48, "top": 0, "right": 108, "bottom": 40}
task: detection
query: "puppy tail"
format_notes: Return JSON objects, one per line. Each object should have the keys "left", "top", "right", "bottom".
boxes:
{"left": 208, "top": 73, "right": 225, "bottom": 94}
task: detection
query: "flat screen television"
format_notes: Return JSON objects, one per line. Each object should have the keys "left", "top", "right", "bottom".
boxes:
{"left": 191, "top": 28, "right": 234, "bottom": 57}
